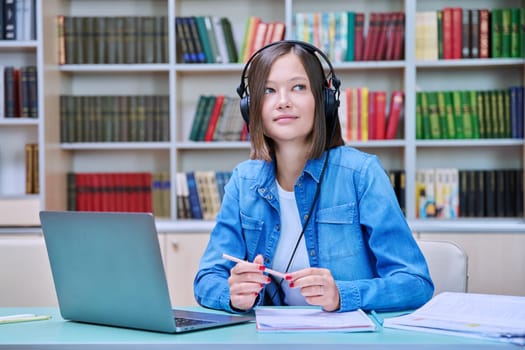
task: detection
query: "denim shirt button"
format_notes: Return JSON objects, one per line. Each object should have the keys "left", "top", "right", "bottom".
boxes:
{"left": 303, "top": 214, "right": 309, "bottom": 221}
{"left": 267, "top": 194, "right": 273, "bottom": 200}
{"left": 275, "top": 224, "right": 280, "bottom": 231}
{"left": 309, "top": 249, "right": 316, "bottom": 257}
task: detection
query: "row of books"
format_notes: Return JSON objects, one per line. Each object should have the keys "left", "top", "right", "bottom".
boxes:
{"left": 416, "top": 86, "right": 524, "bottom": 140}
{"left": 238, "top": 16, "right": 286, "bottom": 63}
{"left": 57, "top": 16, "right": 169, "bottom": 65}
{"left": 0, "top": 0, "right": 36, "bottom": 41}
{"left": 67, "top": 172, "right": 156, "bottom": 215}
{"left": 59, "top": 95, "right": 170, "bottom": 143}
{"left": 175, "top": 171, "right": 232, "bottom": 220}
{"left": 175, "top": 16, "right": 234, "bottom": 64}
{"left": 293, "top": 11, "right": 405, "bottom": 62}
{"left": 388, "top": 169, "right": 406, "bottom": 216}
{"left": 1, "top": 65, "right": 38, "bottom": 118}
{"left": 416, "top": 168, "right": 523, "bottom": 219}
{"left": 189, "top": 95, "right": 248, "bottom": 142}
{"left": 416, "top": 7, "right": 525, "bottom": 60}
{"left": 24, "top": 142, "right": 38, "bottom": 194}
{"left": 340, "top": 89, "right": 404, "bottom": 141}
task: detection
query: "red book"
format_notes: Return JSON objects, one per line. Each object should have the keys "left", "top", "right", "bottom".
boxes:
{"left": 392, "top": 12, "right": 405, "bottom": 60}
{"left": 478, "top": 9, "right": 490, "bottom": 58}
{"left": 354, "top": 13, "right": 365, "bottom": 61}
{"left": 270, "top": 21, "right": 286, "bottom": 43}
{"left": 451, "top": 7, "right": 463, "bottom": 59}
{"left": 374, "top": 91, "right": 387, "bottom": 139}
{"left": 368, "top": 91, "right": 376, "bottom": 140}
{"left": 442, "top": 8, "right": 453, "bottom": 59}
{"left": 263, "top": 22, "right": 274, "bottom": 46}
{"left": 142, "top": 172, "right": 153, "bottom": 213}
{"left": 250, "top": 21, "right": 268, "bottom": 56}
{"left": 204, "top": 95, "right": 225, "bottom": 141}
{"left": 385, "top": 91, "right": 404, "bottom": 139}
{"left": 362, "top": 13, "right": 377, "bottom": 60}
{"left": 384, "top": 13, "right": 398, "bottom": 60}
{"left": 374, "top": 13, "right": 389, "bottom": 60}
{"left": 75, "top": 173, "right": 86, "bottom": 211}
{"left": 345, "top": 88, "right": 353, "bottom": 141}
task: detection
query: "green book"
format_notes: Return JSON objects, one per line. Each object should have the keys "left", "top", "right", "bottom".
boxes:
{"left": 427, "top": 92, "right": 442, "bottom": 139}
{"left": 220, "top": 17, "right": 239, "bottom": 63}
{"left": 476, "top": 90, "right": 486, "bottom": 138}
{"left": 443, "top": 91, "right": 456, "bottom": 139}
{"left": 510, "top": 8, "right": 521, "bottom": 58}
{"left": 437, "top": 10, "right": 443, "bottom": 59}
{"left": 500, "top": 9, "right": 512, "bottom": 58}
{"left": 482, "top": 90, "right": 493, "bottom": 138}
{"left": 460, "top": 91, "right": 473, "bottom": 139}
{"left": 521, "top": 8, "right": 525, "bottom": 57}
{"left": 468, "top": 91, "right": 480, "bottom": 139}
{"left": 502, "top": 89, "right": 511, "bottom": 138}
{"left": 496, "top": 90, "right": 506, "bottom": 138}
{"left": 490, "top": 90, "right": 500, "bottom": 138}
{"left": 420, "top": 92, "right": 431, "bottom": 139}
{"left": 415, "top": 92, "right": 423, "bottom": 139}
{"left": 345, "top": 12, "right": 355, "bottom": 61}
{"left": 436, "top": 91, "right": 449, "bottom": 138}
{"left": 195, "top": 16, "right": 215, "bottom": 63}
{"left": 451, "top": 91, "right": 464, "bottom": 139}
{"left": 189, "top": 95, "right": 211, "bottom": 141}
{"left": 491, "top": 9, "right": 502, "bottom": 58}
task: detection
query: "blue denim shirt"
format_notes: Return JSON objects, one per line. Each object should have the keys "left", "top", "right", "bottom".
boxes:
{"left": 194, "top": 145, "right": 434, "bottom": 313}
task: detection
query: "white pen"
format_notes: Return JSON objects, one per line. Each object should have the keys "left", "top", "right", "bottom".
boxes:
{"left": 222, "top": 253, "right": 287, "bottom": 279}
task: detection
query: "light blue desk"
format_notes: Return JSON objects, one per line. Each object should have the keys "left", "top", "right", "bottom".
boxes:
{"left": 0, "top": 307, "right": 517, "bottom": 349}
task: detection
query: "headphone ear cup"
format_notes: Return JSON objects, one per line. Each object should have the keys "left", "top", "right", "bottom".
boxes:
{"left": 239, "top": 95, "right": 250, "bottom": 126}
{"left": 323, "top": 87, "right": 338, "bottom": 126}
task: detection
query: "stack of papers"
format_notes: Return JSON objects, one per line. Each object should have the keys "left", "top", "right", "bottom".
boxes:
{"left": 383, "top": 292, "right": 525, "bottom": 346}
{"left": 255, "top": 307, "right": 377, "bottom": 332}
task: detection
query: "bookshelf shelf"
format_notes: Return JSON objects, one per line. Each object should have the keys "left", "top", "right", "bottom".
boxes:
{"left": 60, "top": 142, "right": 172, "bottom": 150}
{"left": 175, "top": 141, "right": 250, "bottom": 150}
{"left": 0, "top": 119, "right": 39, "bottom": 126}
{"left": 415, "top": 139, "right": 524, "bottom": 148}
{"left": 59, "top": 65, "right": 171, "bottom": 73}
{"left": 416, "top": 58, "right": 524, "bottom": 68}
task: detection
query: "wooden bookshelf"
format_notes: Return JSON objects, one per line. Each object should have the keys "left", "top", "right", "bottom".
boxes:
{"left": 0, "top": 0, "right": 523, "bottom": 232}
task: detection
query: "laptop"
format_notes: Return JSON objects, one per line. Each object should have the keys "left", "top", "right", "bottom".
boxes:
{"left": 39, "top": 210, "right": 253, "bottom": 333}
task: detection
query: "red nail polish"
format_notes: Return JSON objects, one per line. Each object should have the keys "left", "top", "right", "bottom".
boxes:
{"left": 289, "top": 282, "right": 294, "bottom": 288}
{"left": 285, "top": 274, "right": 292, "bottom": 281}
{"left": 258, "top": 265, "right": 265, "bottom": 271}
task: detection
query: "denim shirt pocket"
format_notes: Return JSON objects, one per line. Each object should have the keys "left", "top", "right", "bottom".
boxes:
{"left": 316, "top": 202, "right": 362, "bottom": 262}
{"left": 240, "top": 212, "right": 264, "bottom": 258}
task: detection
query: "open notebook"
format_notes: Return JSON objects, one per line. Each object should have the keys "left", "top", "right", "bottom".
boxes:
{"left": 40, "top": 211, "right": 252, "bottom": 333}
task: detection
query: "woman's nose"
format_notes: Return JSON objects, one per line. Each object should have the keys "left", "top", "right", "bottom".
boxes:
{"left": 276, "top": 90, "right": 291, "bottom": 109}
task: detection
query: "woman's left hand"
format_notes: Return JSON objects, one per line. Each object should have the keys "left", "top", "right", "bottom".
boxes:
{"left": 287, "top": 268, "right": 340, "bottom": 312}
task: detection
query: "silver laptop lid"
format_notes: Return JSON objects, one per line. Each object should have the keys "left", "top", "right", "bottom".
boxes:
{"left": 40, "top": 211, "right": 176, "bottom": 333}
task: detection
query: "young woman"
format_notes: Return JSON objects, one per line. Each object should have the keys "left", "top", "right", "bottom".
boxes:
{"left": 194, "top": 40, "right": 433, "bottom": 313}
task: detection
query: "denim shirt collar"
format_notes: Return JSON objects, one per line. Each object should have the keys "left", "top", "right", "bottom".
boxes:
{"left": 253, "top": 151, "right": 329, "bottom": 190}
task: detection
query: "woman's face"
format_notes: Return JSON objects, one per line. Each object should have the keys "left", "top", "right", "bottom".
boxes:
{"left": 261, "top": 52, "right": 316, "bottom": 147}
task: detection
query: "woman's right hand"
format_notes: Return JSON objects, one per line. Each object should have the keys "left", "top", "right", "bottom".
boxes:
{"left": 228, "top": 254, "right": 271, "bottom": 311}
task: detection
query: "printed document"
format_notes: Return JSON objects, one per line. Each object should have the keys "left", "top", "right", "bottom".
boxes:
{"left": 255, "top": 306, "right": 376, "bottom": 332}
{"left": 383, "top": 292, "right": 525, "bottom": 345}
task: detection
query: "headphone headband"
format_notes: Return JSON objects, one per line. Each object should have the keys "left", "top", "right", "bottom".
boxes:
{"left": 236, "top": 40, "right": 341, "bottom": 129}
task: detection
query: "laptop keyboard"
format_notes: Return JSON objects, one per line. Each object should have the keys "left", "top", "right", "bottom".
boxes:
{"left": 174, "top": 317, "right": 216, "bottom": 327}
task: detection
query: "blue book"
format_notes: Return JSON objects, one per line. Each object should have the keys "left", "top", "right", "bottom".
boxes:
{"left": 186, "top": 172, "right": 203, "bottom": 219}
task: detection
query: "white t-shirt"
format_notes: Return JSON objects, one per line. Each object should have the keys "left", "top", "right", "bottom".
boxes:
{"left": 272, "top": 181, "right": 310, "bottom": 306}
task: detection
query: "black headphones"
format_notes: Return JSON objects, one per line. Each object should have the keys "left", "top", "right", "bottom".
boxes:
{"left": 236, "top": 40, "right": 341, "bottom": 129}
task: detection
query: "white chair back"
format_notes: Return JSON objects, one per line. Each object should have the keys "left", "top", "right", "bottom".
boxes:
{"left": 416, "top": 240, "right": 468, "bottom": 295}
